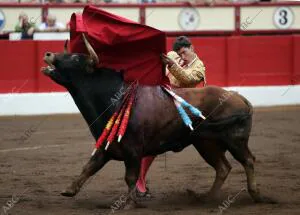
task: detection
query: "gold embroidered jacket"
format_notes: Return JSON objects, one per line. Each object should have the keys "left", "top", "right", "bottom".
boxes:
{"left": 167, "top": 54, "right": 206, "bottom": 88}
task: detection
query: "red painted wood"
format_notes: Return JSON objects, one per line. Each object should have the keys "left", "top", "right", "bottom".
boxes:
{"left": 237, "top": 35, "right": 292, "bottom": 86}
{"left": 293, "top": 35, "right": 300, "bottom": 85}
{"left": 227, "top": 36, "right": 241, "bottom": 86}
{"left": 0, "top": 41, "right": 36, "bottom": 93}
{"left": 0, "top": 35, "right": 298, "bottom": 93}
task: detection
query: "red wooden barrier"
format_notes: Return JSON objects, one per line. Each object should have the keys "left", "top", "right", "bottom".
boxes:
{"left": 0, "top": 41, "right": 36, "bottom": 93}
{"left": 293, "top": 35, "right": 300, "bottom": 84}
{"left": 0, "top": 35, "right": 299, "bottom": 93}
{"left": 237, "top": 35, "right": 292, "bottom": 86}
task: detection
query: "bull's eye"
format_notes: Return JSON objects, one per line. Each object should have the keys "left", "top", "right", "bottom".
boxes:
{"left": 71, "top": 55, "right": 80, "bottom": 62}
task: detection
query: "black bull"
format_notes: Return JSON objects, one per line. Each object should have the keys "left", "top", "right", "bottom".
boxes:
{"left": 42, "top": 40, "right": 273, "bottom": 208}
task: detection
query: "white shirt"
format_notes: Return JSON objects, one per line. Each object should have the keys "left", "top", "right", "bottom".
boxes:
{"left": 38, "top": 22, "right": 65, "bottom": 31}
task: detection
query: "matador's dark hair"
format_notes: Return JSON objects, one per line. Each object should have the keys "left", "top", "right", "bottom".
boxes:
{"left": 173, "top": 36, "right": 192, "bottom": 52}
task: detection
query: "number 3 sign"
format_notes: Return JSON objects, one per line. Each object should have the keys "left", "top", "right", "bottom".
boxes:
{"left": 273, "top": 7, "right": 294, "bottom": 29}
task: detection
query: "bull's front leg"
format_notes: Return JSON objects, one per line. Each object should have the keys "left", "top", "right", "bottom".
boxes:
{"left": 61, "top": 149, "right": 110, "bottom": 197}
{"left": 122, "top": 156, "right": 141, "bottom": 209}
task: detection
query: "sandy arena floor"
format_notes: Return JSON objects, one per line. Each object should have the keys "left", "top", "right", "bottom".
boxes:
{"left": 0, "top": 106, "right": 299, "bottom": 215}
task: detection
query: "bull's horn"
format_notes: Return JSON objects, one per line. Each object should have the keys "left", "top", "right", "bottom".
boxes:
{"left": 64, "top": 40, "right": 68, "bottom": 54}
{"left": 82, "top": 33, "right": 99, "bottom": 65}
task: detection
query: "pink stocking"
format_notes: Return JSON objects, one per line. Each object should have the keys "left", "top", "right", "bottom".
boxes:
{"left": 136, "top": 155, "right": 156, "bottom": 192}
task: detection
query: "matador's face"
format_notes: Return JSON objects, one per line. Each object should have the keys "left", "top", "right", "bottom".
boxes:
{"left": 177, "top": 46, "right": 195, "bottom": 65}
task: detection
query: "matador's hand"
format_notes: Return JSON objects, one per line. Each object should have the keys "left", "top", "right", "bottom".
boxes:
{"left": 161, "top": 53, "right": 176, "bottom": 67}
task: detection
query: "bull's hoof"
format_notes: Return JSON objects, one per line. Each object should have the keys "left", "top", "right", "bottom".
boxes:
{"left": 186, "top": 189, "right": 202, "bottom": 202}
{"left": 253, "top": 195, "right": 278, "bottom": 204}
{"left": 123, "top": 199, "right": 137, "bottom": 210}
{"left": 206, "top": 190, "right": 222, "bottom": 199}
{"left": 61, "top": 185, "right": 79, "bottom": 197}
{"left": 249, "top": 189, "right": 277, "bottom": 204}
{"left": 186, "top": 189, "right": 220, "bottom": 202}
{"left": 61, "top": 191, "right": 76, "bottom": 197}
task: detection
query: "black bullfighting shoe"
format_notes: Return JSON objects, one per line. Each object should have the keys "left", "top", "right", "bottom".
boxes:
{"left": 136, "top": 187, "right": 152, "bottom": 200}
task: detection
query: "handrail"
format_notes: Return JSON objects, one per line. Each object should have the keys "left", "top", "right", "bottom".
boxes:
{"left": 1, "top": 2, "right": 300, "bottom": 36}
{"left": 0, "top": 2, "right": 300, "bottom": 7}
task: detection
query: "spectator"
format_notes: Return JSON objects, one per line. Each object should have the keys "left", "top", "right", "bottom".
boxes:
{"left": 15, "top": 12, "right": 35, "bottom": 39}
{"left": 138, "top": 0, "right": 156, "bottom": 3}
{"left": 102, "top": 0, "right": 120, "bottom": 3}
{"left": 38, "top": 14, "right": 66, "bottom": 32}
{"left": 229, "top": 0, "right": 258, "bottom": 2}
{"left": 46, "top": 0, "right": 65, "bottom": 3}
{"left": 229, "top": 0, "right": 277, "bottom": 2}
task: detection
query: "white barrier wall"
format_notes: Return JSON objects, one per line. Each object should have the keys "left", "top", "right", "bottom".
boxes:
{"left": 1, "top": 4, "right": 300, "bottom": 32}
{"left": 146, "top": 7, "right": 235, "bottom": 31}
{"left": 0, "top": 85, "right": 299, "bottom": 116}
{"left": 48, "top": 7, "right": 83, "bottom": 26}
{"left": 0, "top": 6, "right": 140, "bottom": 32}
{"left": 240, "top": 6, "right": 300, "bottom": 30}
{"left": 48, "top": 7, "right": 140, "bottom": 25}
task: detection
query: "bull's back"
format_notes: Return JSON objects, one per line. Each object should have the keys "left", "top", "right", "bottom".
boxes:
{"left": 175, "top": 86, "right": 252, "bottom": 120}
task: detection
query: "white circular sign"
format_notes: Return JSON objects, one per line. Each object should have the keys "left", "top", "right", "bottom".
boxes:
{"left": 0, "top": 10, "right": 5, "bottom": 31}
{"left": 273, "top": 7, "right": 294, "bottom": 29}
{"left": 178, "top": 8, "right": 200, "bottom": 31}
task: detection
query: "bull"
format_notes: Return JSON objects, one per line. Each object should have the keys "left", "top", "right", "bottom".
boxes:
{"left": 42, "top": 36, "right": 272, "bottom": 209}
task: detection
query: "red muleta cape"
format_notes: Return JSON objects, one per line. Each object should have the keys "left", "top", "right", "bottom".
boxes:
{"left": 69, "top": 5, "right": 168, "bottom": 85}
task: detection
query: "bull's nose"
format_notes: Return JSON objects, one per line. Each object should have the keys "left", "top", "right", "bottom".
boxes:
{"left": 44, "top": 52, "right": 55, "bottom": 67}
